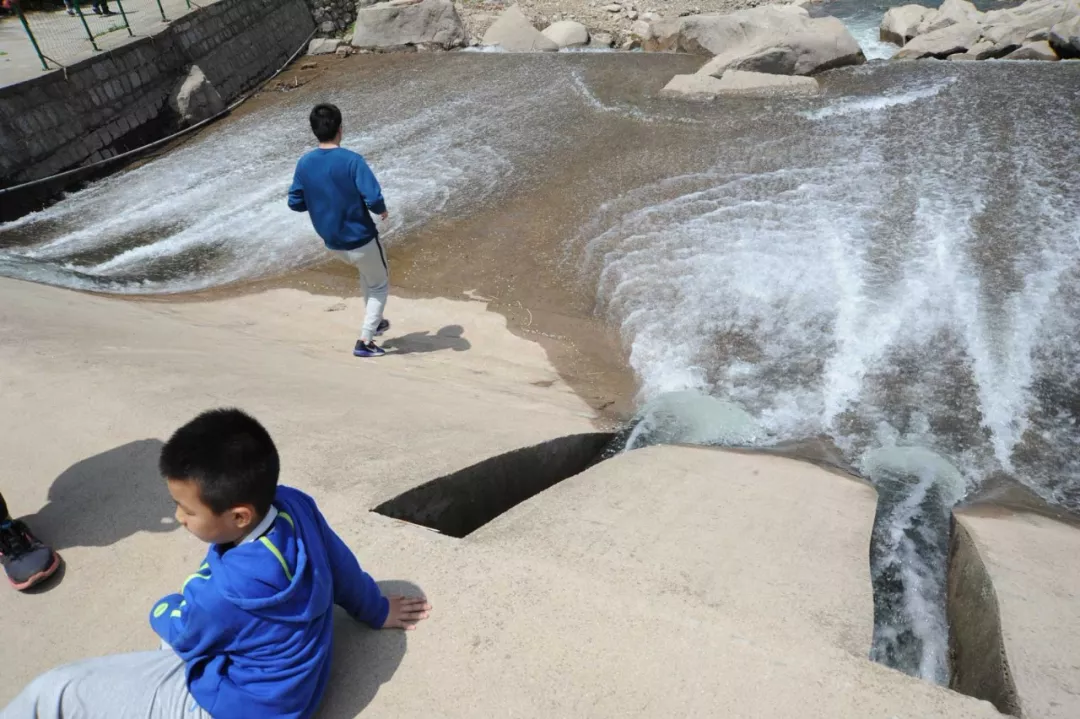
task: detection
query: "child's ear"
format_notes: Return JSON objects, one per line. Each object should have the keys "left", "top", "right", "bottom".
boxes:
{"left": 231, "top": 505, "right": 256, "bottom": 530}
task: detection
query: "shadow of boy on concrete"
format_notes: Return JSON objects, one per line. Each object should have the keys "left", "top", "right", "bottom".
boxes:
{"left": 382, "top": 325, "right": 471, "bottom": 355}
{"left": 19, "top": 439, "right": 177, "bottom": 553}
{"left": 317, "top": 580, "right": 426, "bottom": 718}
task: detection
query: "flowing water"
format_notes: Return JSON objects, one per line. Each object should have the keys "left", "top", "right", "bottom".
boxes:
{"left": 2, "top": 34, "right": 1079, "bottom": 686}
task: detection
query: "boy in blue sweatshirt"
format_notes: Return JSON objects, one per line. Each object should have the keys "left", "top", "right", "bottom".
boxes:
{"left": 288, "top": 103, "right": 392, "bottom": 358}
{"left": 3, "top": 409, "right": 431, "bottom": 719}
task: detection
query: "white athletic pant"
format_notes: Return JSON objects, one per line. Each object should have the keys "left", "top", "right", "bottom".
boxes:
{"left": 1, "top": 648, "right": 213, "bottom": 719}
{"left": 333, "top": 238, "right": 389, "bottom": 342}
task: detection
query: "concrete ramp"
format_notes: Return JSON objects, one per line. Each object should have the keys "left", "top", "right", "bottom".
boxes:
{"left": 357, "top": 445, "right": 1000, "bottom": 717}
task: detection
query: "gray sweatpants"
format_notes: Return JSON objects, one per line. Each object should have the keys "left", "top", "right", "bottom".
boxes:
{"left": 333, "top": 238, "right": 389, "bottom": 342}
{"left": 2, "top": 648, "right": 212, "bottom": 719}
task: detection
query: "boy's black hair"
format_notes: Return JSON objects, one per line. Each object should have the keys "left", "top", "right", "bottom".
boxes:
{"left": 310, "top": 103, "right": 342, "bottom": 143}
{"left": 160, "top": 408, "right": 280, "bottom": 516}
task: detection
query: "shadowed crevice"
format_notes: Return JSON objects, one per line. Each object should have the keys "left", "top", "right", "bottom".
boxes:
{"left": 372, "top": 432, "right": 615, "bottom": 537}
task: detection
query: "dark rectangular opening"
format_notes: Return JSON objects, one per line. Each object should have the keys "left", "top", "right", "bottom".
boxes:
{"left": 372, "top": 432, "right": 616, "bottom": 538}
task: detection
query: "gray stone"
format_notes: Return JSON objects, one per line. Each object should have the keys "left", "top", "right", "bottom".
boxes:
{"left": 630, "top": 19, "right": 652, "bottom": 39}
{"left": 880, "top": 4, "right": 932, "bottom": 46}
{"left": 308, "top": 38, "right": 343, "bottom": 54}
{"left": 660, "top": 73, "right": 726, "bottom": 100}
{"left": 893, "top": 20, "right": 981, "bottom": 58}
{"left": 626, "top": 9, "right": 639, "bottom": 20}
{"left": 603, "top": 3, "right": 623, "bottom": 11}
{"left": 965, "top": 39, "right": 1011, "bottom": 59}
{"left": 482, "top": 5, "right": 559, "bottom": 51}
{"left": 697, "top": 15, "right": 865, "bottom": 77}
{"left": 589, "top": 31, "right": 615, "bottom": 47}
{"left": 542, "top": 19, "right": 590, "bottom": 47}
{"left": 1049, "top": 15, "right": 1080, "bottom": 57}
{"left": 1003, "top": 38, "right": 1059, "bottom": 58}
{"left": 169, "top": 65, "right": 225, "bottom": 127}
{"left": 351, "top": 0, "right": 466, "bottom": 50}
{"left": 713, "top": 68, "right": 820, "bottom": 95}
{"left": 916, "top": 0, "right": 982, "bottom": 36}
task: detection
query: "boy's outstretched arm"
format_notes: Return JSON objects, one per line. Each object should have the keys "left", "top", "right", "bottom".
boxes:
{"left": 353, "top": 157, "right": 387, "bottom": 220}
{"left": 322, "top": 521, "right": 431, "bottom": 630}
{"left": 287, "top": 169, "right": 307, "bottom": 213}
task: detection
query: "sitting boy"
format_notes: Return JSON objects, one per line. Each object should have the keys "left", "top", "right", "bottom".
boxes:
{"left": 4, "top": 408, "right": 431, "bottom": 719}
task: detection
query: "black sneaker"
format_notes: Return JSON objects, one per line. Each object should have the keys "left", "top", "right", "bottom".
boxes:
{"left": 353, "top": 340, "right": 386, "bottom": 358}
{"left": 0, "top": 519, "right": 61, "bottom": 591}
{"left": 375, "top": 318, "right": 390, "bottom": 337}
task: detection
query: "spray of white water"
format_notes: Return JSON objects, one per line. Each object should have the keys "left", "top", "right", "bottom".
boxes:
{"left": 582, "top": 65, "right": 1080, "bottom": 681}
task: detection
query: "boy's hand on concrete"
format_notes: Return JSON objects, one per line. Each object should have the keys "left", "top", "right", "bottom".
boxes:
{"left": 381, "top": 595, "right": 431, "bottom": 630}
{"left": 379, "top": 211, "right": 389, "bottom": 221}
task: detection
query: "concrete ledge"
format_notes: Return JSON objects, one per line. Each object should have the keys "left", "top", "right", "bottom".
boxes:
{"left": 954, "top": 507, "right": 1080, "bottom": 719}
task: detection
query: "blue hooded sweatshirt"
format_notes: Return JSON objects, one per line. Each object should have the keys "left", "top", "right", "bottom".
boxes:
{"left": 149, "top": 486, "right": 389, "bottom": 719}
{"left": 287, "top": 147, "right": 387, "bottom": 251}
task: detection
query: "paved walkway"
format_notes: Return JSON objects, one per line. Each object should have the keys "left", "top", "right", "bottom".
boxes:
{"left": 0, "top": 0, "right": 219, "bottom": 88}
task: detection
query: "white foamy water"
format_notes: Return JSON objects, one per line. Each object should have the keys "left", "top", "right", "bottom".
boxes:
{"left": 0, "top": 82, "right": 530, "bottom": 293}
{"left": 580, "top": 62, "right": 1080, "bottom": 681}
{"left": 802, "top": 77, "right": 955, "bottom": 119}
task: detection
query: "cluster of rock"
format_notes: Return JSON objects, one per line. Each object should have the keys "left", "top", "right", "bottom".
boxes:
{"left": 882, "top": 0, "right": 1080, "bottom": 61}
{"left": 305, "top": 0, "right": 357, "bottom": 34}
{"left": 649, "top": 4, "right": 865, "bottom": 99}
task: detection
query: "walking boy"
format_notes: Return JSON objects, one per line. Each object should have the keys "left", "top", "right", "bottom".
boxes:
{"left": 288, "top": 103, "right": 392, "bottom": 358}
{"left": 4, "top": 409, "right": 431, "bottom": 719}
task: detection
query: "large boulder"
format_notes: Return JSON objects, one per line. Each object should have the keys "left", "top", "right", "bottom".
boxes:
{"left": 542, "top": 20, "right": 590, "bottom": 48}
{"left": 916, "top": 0, "right": 982, "bottom": 36}
{"left": 880, "top": 4, "right": 932, "bottom": 46}
{"left": 351, "top": 0, "right": 467, "bottom": 50}
{"left": 648, "top": 5, "right": 810, "bottom": 55}
{"left": 698, "top": 16, "right": 865, "bottom": 77}
{"left": 169, "top": 65, "right": 224, "bottom": 127}
{"left": 982, "top": 0, "right": 1080, "bottom": 51}
{"left": 650, "top": 6, "right": 863, "bottom": 77}
{"left": 714, "top": 69, "right": 820, "bottom": 95}
{"left": 1003, "top": 38, "right": 1059, "bottom": 58}
{"left": 482, "top": 5, "right": 559, "bottom": 51}
{"left": 1049, "top": 14, "right": 1080, "bottom": 57}
{"left": 893, "top": 20, "right": 981, "bottom": 58}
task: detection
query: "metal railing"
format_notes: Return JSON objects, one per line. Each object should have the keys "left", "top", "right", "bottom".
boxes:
{"left": 11, "top": 0, "right": 202, "bottom": 71}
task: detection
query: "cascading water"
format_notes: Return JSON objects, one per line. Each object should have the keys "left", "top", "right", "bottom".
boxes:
{"left": 579, "top": 60, "right": 1080, "bottom": 681}
{"left": 2, "top": 47, "right": 1078, "bottom": 686}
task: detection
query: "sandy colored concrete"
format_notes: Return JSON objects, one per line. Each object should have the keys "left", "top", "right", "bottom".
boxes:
{"left": 0, "top": 278, "right": 1001, "bottom": 717}
{"left": 956, "top": 508, "right": 1080, "bottom": 719}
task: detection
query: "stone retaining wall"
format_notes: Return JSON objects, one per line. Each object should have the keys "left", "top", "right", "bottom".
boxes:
{"left": 0, "top": 0, "right": 314, "bottom": 197}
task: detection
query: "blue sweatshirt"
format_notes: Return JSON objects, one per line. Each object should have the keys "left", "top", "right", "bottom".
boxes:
{"left": 149, "top": 486, "right": 389, "bottom": 719}
{"left": 287, "top": 147, "right": 387, "bottom": 251}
